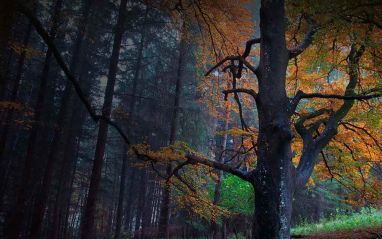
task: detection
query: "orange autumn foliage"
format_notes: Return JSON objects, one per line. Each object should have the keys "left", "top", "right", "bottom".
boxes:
{"left": 137, "top": 0, "right": 382, "bottom": 220}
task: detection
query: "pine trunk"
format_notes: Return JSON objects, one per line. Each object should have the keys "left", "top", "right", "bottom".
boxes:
{"left": 80, "top": 0, "right": 128, "bottom": 237}
{"left": 159, "top": 33, "right": 185, "bottom": 239}
{"left": 29, "top": 2, "right": 91, "bottom": 237}
{"left": 114, "top": 13, "right": 147, "bottom": 236}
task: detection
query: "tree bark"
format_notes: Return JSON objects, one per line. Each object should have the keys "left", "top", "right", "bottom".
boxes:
{"left": 250, "top": 1, "right": 295, "bottom": 238}
{"left": 80, "top": 0, "right": 128, "bottom": 238}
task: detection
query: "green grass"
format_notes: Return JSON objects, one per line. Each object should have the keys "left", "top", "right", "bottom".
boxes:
{"left": 291, "top": 207, "right": 382, "bottom": 236}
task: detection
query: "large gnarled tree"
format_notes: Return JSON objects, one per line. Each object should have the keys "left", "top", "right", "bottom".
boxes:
{"left": 165, "top": 0, "right": 382, "bottom": 238}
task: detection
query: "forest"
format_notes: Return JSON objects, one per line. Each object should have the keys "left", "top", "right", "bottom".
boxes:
{"left": 0, "top": 0, "right": 381, "bottom": 238}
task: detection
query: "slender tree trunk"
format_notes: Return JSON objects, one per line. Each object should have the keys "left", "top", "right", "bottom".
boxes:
{"left": 152, "top": 178, "right": 161, "bottom": 228}
{"left": 52, "top": 50, "right": 92, "bottom": 239}
{"left": 0, "top": 1, "right": 17, "bottom": 101}
{"left": 0, "top": 22, "right": 32, "bottom": 214}
{"left": 29, "top": 3, "right": 91, "bottom": 237}
{"left": 5, "top": 1, "right": 63, "bottom": 237}
{"left": 124, "top": 169, "right": 137, "bottom": 231}
{"left": 141, "top": 174, "right": 154, "bottom": 239}
{"left": 62, "top": 134, "right": 81, "bottom": 239}
{"left": 159, "top": 32, "right": 186, "bottom": 239}
{"left": 114, "top": 12, "right": 147, "bottom": 236}
{"left": 60, "top": 138, "right": 80, "bottom": 239}
{"left": 80, "top": 0, "right": 128, "bottom": 237}
{"left": 134, "top": 169, "right": 148, "bottom": 239}
{"left": 211, "top": 96, "right": 230, "bottom": 238}
{"left": 114, "top": 154, "right": 128, "bottom": 239}
{"left": 56, "top": 24, "right": 94, "bottom": 239}
{"left": 0, "top": 22, "right": 32, "bottom": 164}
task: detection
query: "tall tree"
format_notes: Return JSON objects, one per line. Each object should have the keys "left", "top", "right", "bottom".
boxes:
{"left": 28, "top": 1, "right": 92, "bottom": 238}
{"left": 80, "top": 0, "right": 128, "bottom": 237}
{"left": 5, "top": 0, "right": 63, "bottom": 237}
{"left": 114, "top": 8, "right": 150, "bottom": 238}
{"left": 159, "top": 29, "right": 186, "bottom": 238}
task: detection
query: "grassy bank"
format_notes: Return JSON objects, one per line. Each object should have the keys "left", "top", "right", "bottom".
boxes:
{"left": 291, "top": 207, "right": 382, "bottom": 236}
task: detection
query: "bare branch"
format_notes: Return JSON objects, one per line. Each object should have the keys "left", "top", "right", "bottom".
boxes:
{"left": 237, "top": 55, "right": 258, "bottom": 75}
{"left": 340, "top": 122, "right": 382, "bottom": 151}
{"left": 289, "top": 16, "right": 316, "bottom": 59}
{"left": 222, "top": 88, "right": 257, "bottom": 100}
{"left": 204, "top": 54, "right": 257, "bottom": 78}
{"left": 174, "top": 173, "right": 197, "bottom": 193}
{"left": 320, "top": 150, "right": 334, "bottom": 180}
{"left": 204, "top": 55, "right": 238, "bottom": 76}
{"left": 18, "top": 5, "right": 98, "bottom": 119}
{"left": 185, "top": 154, "right": 252, "bottom": 182}
{"left": 294, "top": 108, "right": 331, "bottom": 140}
{"left": 292, "top": 90, "right": 381, "bottom": 109}
{"left": 242, "top": 38, "right": 261, "bottom": 58}
{"left": 167, "top": 160, "right": 192, "bottom": 180}
{"left": 233, "top": 92, "right": 249, "bottom": 131}
{"left": 17, "top": 5, "right": 156, "bottom": 163}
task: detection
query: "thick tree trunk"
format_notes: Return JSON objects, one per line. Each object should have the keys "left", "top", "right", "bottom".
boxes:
{"left": 80, "top": 0, "right": 128, "bottom": 238}
{"left": 252, "top": 1, "right": 295, "bottom": 238}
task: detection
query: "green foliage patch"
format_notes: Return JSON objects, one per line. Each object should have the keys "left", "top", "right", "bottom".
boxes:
{"left": 291, "top": 207, "right": 382, "bottom": 236}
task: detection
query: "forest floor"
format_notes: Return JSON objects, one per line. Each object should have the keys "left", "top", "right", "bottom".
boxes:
{"left": 291, "top": 225, "right": 382, "bottom": 238}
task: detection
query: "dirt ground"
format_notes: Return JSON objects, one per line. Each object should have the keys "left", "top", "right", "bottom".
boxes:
{"left": 291, "top": 226, "right": 382, "bottom": 239}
